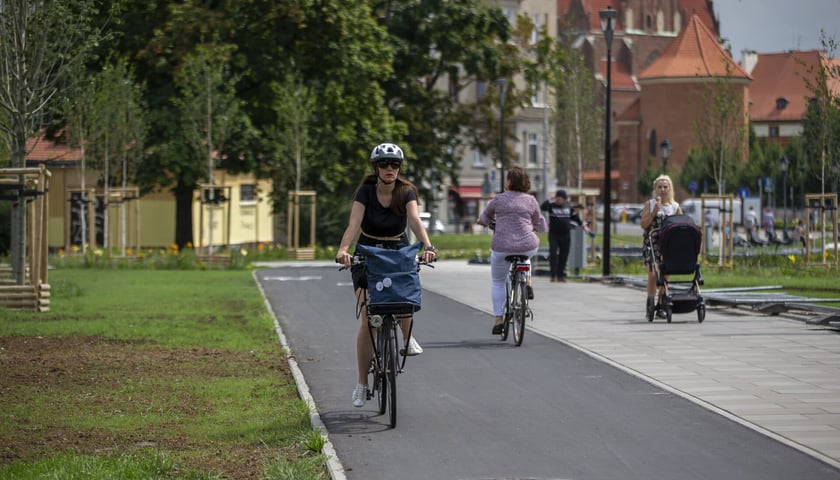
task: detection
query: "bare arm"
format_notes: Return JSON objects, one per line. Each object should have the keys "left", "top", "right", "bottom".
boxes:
{"left": 405, "top": 200, "right": 437, "bottom": 263}
{"left": 335, "top": 201, "right": 365, "bottom": 267}
{"left": 640, "top": 199, "right": 657, "bottom": 230}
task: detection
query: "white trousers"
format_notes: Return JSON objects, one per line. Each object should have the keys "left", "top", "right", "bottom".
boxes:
{"left": 490, "top": 248, "right": 538, "bottom": 315}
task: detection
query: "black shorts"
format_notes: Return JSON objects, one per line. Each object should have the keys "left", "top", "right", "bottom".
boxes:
{"left": 351, "top": 235, "right": 408, "bottom": 290}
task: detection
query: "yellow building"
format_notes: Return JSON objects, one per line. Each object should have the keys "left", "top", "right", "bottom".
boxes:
{"left": 24, "top": 135, "right": 274, "bottom": 251}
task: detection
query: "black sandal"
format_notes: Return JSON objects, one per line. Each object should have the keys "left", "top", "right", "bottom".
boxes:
{"left": 492, "top": 322, "right": 504, "bottom": 335}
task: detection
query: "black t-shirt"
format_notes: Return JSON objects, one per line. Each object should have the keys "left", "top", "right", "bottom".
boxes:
{"left": 354, "top": 183, "right": 417, "bottom": 237}
{"left": 540, "top": 199, "right": 582, "bottom": 235}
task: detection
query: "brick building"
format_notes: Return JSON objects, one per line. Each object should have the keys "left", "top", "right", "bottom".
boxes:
{"left": 557, "top": 0, "right": 744, "bottom": 202}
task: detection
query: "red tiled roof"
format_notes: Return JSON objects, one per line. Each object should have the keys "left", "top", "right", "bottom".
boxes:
{"left": 749, "top": 50, "right": 839, "bottom": 122}
{"left": 616, "top": 98, "right": 641, "bottom": 121}
{"left": 599, "top": 60, "right": 638, "bottom": 91}
{"left": 639, "top": 15, "right": 748, "bottom": 80}
{"left": 25, "top": 134, "right": 81, "bottom": 163}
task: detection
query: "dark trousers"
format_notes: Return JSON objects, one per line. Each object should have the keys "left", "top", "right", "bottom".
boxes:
{"left": 548, "top": 231, "right": 571, "bottom": 279}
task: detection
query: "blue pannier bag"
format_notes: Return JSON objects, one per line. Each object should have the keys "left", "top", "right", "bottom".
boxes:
{"left": 356, "top": 241, "right": 423, "bottom": 314}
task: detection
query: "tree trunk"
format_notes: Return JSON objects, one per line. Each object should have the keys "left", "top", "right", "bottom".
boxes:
{"left": 10, "top": 119, "right": 28, "bottom": 285}
{"left": 175, "top": 183, "right": 195, "bottom": 249}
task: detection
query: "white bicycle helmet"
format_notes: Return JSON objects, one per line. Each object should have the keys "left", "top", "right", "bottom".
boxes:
{"left": 369, "top": 143, "right": 404, "bottom": 165}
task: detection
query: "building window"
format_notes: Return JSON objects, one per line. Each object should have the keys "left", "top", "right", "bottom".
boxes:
{"left": 240, "top": 184, "right": 256, "bottom": 203}
{"left": 476, "top": 80, "right": 486, "bottom": 100}
{"left": 649, "top": 130, "right": 658, "bottom": 157}
{"left": 449, "top": 75, "right": 458, "bottom": 101}
{"left": 527, "top": 132, "right": 538, "bottom": 165}
{"left": 776, "top": 97, "right": 789, "bottom": 110}
{"left": 769, "top": 126, "right": 780, "bottom": 138}
{"left": 646, "top": 15, "right": 652, "bottom": 30}
{"left": 472, "top": 151, "right": 486, "bottom": 168}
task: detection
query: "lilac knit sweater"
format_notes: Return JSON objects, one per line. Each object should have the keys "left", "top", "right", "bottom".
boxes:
{"left": 479, "top": 191, "right": 548, "bottom": 252}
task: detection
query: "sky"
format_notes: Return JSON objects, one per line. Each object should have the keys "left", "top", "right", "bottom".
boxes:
{"left": 714, "top": 0, "right": 840, "bottom": 61}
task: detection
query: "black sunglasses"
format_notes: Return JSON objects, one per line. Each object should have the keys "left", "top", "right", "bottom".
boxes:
{"left": 376, "top": 160, "right": 402, "bottom": 169}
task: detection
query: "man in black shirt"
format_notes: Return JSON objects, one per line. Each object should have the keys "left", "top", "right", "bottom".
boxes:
{"left": 540, "top": 189, "right": 586, "bottom": 282}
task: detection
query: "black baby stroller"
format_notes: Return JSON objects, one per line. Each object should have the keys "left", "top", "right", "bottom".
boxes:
{"left": 646, "top": 214, "right": 705, "bottom": 323}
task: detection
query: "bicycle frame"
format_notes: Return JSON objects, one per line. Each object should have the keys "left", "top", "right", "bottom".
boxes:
{"left": 502, "top": 255, "right": 531, "bottom": 346}
{"left": 340, "top": 253, "right": 431, "bottom": 428}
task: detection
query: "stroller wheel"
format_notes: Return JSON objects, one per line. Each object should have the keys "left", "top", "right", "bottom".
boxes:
{"left": 697, "top": 304, "right": 706, "bottom": 323}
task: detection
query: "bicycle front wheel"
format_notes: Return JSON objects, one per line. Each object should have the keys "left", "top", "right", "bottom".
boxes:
{"left": 512, "top": 278, "right": 526, "bottom": 346}
{"left": 384, "top": 318, "right": 398, "bottom": 428}
{"left": 376, "top": 326, "right": 388, "bottom": 415}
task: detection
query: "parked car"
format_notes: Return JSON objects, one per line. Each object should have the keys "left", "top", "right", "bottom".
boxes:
{"left": 611, "top": 203, "right": 644, "bottom": 223}
{"left": 420, "top": 212, "right": 446, "bottom": 235}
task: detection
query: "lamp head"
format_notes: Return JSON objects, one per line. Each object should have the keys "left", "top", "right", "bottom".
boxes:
{"left": 660, "top": 139, "right": 671, "bottom": 160}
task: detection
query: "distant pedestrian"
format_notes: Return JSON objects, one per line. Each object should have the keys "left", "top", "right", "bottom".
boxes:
{"left": 540, "top": 189, "right": 588, "bottom": 283}
{"left": 704, "top": 209, "right": 716, "bottom": 231}
{"left": 745, "top": 206, "right": 761, "bottom": 245}
{"left": 762, "top": 208, "right": 775, "bottom": 238}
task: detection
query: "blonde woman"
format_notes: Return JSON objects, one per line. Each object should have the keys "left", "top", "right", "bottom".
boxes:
{"left": 640, "top": 175, "right": 683, "bottom": 316}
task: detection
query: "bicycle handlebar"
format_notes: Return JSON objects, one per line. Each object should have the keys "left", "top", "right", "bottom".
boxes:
{"left": 336, "top": 255, "right": 435, "bottom": 271}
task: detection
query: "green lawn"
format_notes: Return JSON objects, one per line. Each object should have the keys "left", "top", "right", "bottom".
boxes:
{"left": 0, "top": 269, "right": 328, "bottom": 480}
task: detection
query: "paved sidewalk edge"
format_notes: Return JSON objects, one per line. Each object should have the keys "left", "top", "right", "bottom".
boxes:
{"left": 252, "top": 271, "right": 347, "bottom": 480}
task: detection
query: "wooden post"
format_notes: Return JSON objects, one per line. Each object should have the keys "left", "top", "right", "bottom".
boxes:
{"left": 286, "top": 190, "right": 317, "bottom": 259}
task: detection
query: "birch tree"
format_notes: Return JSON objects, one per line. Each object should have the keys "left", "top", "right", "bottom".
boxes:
{"left": 693, "top": 63, "right": 748, "bottom": 195}
{"left": 174, "top": 42, "right": 241, "bottom": 252}
{"left": 0, "top": 0, "right": 102, "bottom": 283}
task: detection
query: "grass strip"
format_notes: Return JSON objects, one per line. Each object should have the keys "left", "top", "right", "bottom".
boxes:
{"left": 0, "top": 269, "right": 328, "bottom": 480}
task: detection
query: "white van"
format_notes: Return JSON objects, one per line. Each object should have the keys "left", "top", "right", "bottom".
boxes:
{"left": 680, "top": 197, "right": 760, "bottom": 226}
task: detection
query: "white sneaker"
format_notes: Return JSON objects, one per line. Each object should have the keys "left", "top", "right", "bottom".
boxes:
{"left": 406, "top": 337, "right": 423, "bottom": 356}
{"left": 352, "top": 384, "right": 367, "bottom": 407}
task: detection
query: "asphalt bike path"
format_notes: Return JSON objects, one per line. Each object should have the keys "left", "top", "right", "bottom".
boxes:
{"left": 255, "top": 264, "right": 840, "bottom": 480}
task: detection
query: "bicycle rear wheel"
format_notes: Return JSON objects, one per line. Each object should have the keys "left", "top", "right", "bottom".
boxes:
{"left": 383, "top": 318, "right": 398, "bottom": 428}
{"left": 501, "top": 273, "right": 512, "bottom": 341}
{"left": 512, "top": 278, "right": 526, "bottom": 346}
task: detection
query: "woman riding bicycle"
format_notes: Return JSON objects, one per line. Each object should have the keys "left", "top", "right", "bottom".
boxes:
{"left": 477, "top": 166, "right": 547, "bottom": 335}
{"left": 335, "top": 142, "right": 437, "bottom": 408}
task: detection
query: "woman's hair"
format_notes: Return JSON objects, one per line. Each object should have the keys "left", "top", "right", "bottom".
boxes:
{"left": 653, "top": 174, "right": 675, "bottom": 203}
{"left": 354, "top": 174, "right": 418, "bottom": 216}
{"left": 507, "top": 166, "right": 531, "bottom": 193}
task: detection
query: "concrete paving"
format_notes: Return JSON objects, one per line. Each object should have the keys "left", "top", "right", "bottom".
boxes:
{"left": 418, "top": 260, "right": 840, "bottom": 469}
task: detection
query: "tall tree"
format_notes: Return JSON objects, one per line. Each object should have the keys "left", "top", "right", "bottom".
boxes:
{"left": 800, "top": 32, "right": 840, "bottom": 196}
{"left": 174, "top": 42, "right": 242, "bottom": 250}
{"left": 0, "top": 0, "right": 104, "bottom": 283}
{"left": 88, "top": 58, "right": 146, "bottom": 252}
{"left": 538, "top": 38, "right": 602, "bottom": 189}
{"left": 693, "top": 63, "right": 748, "bottom": 195}
{"left": 374, "top": 0, "right": 513, "bottom": 203}
{"left": 105, "top": 0, "right": 398, "bottom": 246}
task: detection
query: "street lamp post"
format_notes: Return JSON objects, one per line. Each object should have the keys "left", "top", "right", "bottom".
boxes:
{"left": 599, "top": 6, "right": 616, "bottom": 277}
{"left": 496, "top": 78, "right": 508, "bottom": 194}
{"left": 660, "top": 139, "right": 671, "bottom": 174}
{"left": 780, "top": 155, "right": 789, "bottom": 239}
